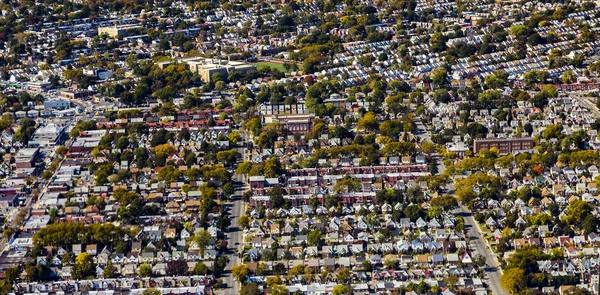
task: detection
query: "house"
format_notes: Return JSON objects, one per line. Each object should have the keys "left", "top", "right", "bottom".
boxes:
{"left": 86, "top": 244, "right": 98, "bottom": 256}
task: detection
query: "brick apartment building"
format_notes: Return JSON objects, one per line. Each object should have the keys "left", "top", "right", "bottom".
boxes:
{"left": 473, "top": 137, "right": 535, "bottom": 154}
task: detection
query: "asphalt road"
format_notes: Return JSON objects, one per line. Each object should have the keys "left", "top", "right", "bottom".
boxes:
{"left": 456, "top": 205, "right": 507, "bottom": 295}
{"left": 572, "top": 93, "right": 600, "bottom": 117}
{"left": 414, "top": 118, "right": 446, "bottom": 175}
{"left": 219, "top": 173, "right": 246, "bottom": 295}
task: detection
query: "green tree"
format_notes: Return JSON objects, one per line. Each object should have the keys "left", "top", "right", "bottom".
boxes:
{"left": 193, "top": 262, "right": 209, "bottom": 275}
{"left": 232, "top": 264, "right": 249, "bottom": 282}
{"left": 270, "top": 284, "right": 289, "bottom": 295}
{"left": 236, "top": 161, "right": 253, "bottom": 175}
{"left": 431, "top": 67, "right": 448, "bottom": 86}
{"left": 264, "top": 156, "right": 284, "bottom": 178}
{"left": 73, "top": 252, "right": 95, "bottom": 279}
{"left": 333, "top": 177, "right": 362, "bottom": 193}
{"left": 542, "top": 124, "right": 563, "bottom": 139}
{"left": 500, "top": 268, "right": 526, "bottom": 294}
{"left": 157, "top": 165, "right": 180, "bottom": 183}
{"left": 332, "top": 285, "right": 352, "bottom": 295}
{"left": 138, "top": 264, "right": 153, "bottom": 277}
{"left": 238, "top": 215, "right": 250, "bottom": 229}
{"left": 103, "top": 262, "right": 118, "bottom": 278}
{"left": 430, "top": 195, "right": 458, "bottom": 210}
{"left": 142, "top": 288, "right": 162, "bottom": 295}
{"left": 565, "top": 200, "right": 592, "bottom": 226}
{"left": 562, "top": 70, "right": 576, "bottom": 84}
{"left": 196, "top": 230, "right": 211, "bottom": 256}
{"left": 307, "top": 229, "right": 324, "bottom": 247}
{"left": 228, "top": 131, "right": 242, "bottom": 144}
{"left": 357, "top": 112, "right": 379, "bottom": 132}
{"left": 216, "top": 149, "right": 241, "bottom": 166}
{"left": 240, "top": 282, "right": 261, "bottom": 295}
{"left": 336, "top": 268, "right": 352, "bottom": 284}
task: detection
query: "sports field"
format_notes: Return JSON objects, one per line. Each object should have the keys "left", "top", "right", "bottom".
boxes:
{"left": 252, "top": 61, "right": 288, "bottom": 72}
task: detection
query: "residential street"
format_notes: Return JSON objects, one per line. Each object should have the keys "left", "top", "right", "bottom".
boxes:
{"left": 455, "top": 205, "right": 506, "bottom": 295}
{"left": 220, "top": 173, "right": 246, "bottom": 295}
{"left": 572, "top": 92, "right": 600, "bottom": 117}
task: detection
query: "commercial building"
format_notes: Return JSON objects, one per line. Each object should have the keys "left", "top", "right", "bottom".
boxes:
{"left": 29, "top": 124, "right": 67, "bottom": 147}
{"left": 43, "top": 98, "right": 72, "bottom": 110}
{"left": 263, "top": 114, "right": 314, "bottom": 134}
{"left": 97, "top": 25, "right": 142, "bottom": 38}
{"left": 14, "top": 147, "right": 40, "bottom": 169}
{"left": 473, "top": 137, "right": 535, "bottom": 154}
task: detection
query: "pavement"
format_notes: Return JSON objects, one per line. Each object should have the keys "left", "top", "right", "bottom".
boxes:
{"left": 414, "top": 117, "right": 504, "bottom": 294}
{"left": 455, "top": 205, "right": 507, "bottom": 295}
{"left": 414, "top": 118, "right": 446, "bottom": 174}
{"left": 0, "top": 126, "right": 77, "bottom": 255}
{"left": 219, "top": 172, "right": 247, "bottom": 295}
{"left": 572, "top": 93, "right": 600, "bottom": 117}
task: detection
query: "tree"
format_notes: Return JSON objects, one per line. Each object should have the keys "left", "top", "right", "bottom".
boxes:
{"left": 307, "top": 229, "right": 324, "bottom": 247}
{"left": 256, "top": 262, "right": 269, "bottom": 275}
{"left": 562, "top": 70, "right": 576, "bottom": 84}
{"left": 154, "top": 144, "right": 176, "bottom": 157}
{"left": 264, "top": 156, "right": 284, "bottom": 178}
{"left": 430, "top": 195, "right": 458, "bottom": 210}
{"left": 138, "top": 264, "right": 153, "bottom": 277}
{"left": 216, "top": 149, "right": 241, "bottom": 166}
{"left": 542, "top": 124, "right": 563, "bottom": 139}
{"left": 73, "top": 252, "right": 95, "bottom": 279}
{"left": 2, "top": 227, "right": 14, "bottom": 240}
{"left": 540, "top": 84, "right": 558, "bottom": 98}
{"left": 193, "top": 262, "right": 209, "bottom": 275}
{"left": 238, "top": 215, "right": 250, "bottom": 229}
{"left": 236, "top": 162, "right": 253, "bottom": 175}
{"left": 333, "top": 177, "right": 362, "bottom": 193}
{"left": 15, "top": 118, "right": 36, "bottom": 144}
{"left": 336, "top": 268, "right": 352, "bottom": 284}
{"left": 228, "top": 131, "right": 242, "bottom": 144}
{"left": 500, "top": 268, "right": 526, "bottom": 294}
{"left": 431, "top": 67, "right": 448, "bottom": 86}
{"left": 564, "top": 287, "right": 594, "bottom": 295}
{"left": 157, "top": 165, "right": 181, "bottom": 183}
{"left": 240, "top": 282, "right": 261, "bottom": 295}
{"left": 103, "top": 262, "right": 118, "bottom": 278}
{"left": 565, "top": 200, "right": 592, "bottom": 227}
{"left": 332, "top": 285, "right": 352, "bottom": 295}
{"left": 357, "top": 112, "right": 379, "bottom": 132}
{"left": 142, "top": 288, "right": 162, "bottom": 295}
{"left": 270, "top": 284, "right": 289, "bottom": 295}
{"left": 232, "top": 264, "right": 249, "bottom": 282}
{"left": 213, "top": 255, "right": 230, "bottom": 276}
{"left": 510, "top": 25, "right": 528, "bottom": 37}
{"left": 196, "top": 230, "right": 211, "bottom": 256}
{"left": 166, "top": 259, "right": 188, "bottom": 276}
{"left": 420, "top": 141, "right": 435, "bottom": 155}
{"left": 223, "top": 182, "right": 234, "bottom": 197}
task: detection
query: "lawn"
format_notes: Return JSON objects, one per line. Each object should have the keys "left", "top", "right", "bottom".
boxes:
{"left": 252, "top": 61, "right": 288, "bottom": 72}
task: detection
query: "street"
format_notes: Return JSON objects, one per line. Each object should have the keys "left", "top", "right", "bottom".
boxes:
{"left": 455, "top": 205, "right": 506, "bottom": 295}
{"left": 414, "top": 117, "right": 446, "bottom": 174}
{"left": 572, "top": 92, "right": 600, "bottom": 117}
{"left": 219, "top": 172, "right": 247, "bottom": 295}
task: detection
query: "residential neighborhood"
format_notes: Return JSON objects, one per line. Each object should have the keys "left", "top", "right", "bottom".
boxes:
{"left": 2, "top": 0, "right": 600, "bottom": 295}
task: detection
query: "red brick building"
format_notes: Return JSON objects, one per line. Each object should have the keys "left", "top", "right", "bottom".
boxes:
{"left": 473, "top": 137, "right": 534, "bottom": 154}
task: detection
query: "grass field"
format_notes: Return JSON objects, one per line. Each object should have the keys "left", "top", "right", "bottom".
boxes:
{"left": 252, "top": 61, "right": 288, "bottom": 72}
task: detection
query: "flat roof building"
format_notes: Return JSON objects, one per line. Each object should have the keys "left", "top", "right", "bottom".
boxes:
{"left": 98, "top": 24, "right": 142, "bottom": 38}
{"left": 473, "top": 137, "right": 534, "bottom": 154}
{"left": 15, "top": 147, "right": 40, "bottom": 169}
{"left": 158, "top": 58, "right": 256, "bottom": 83}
